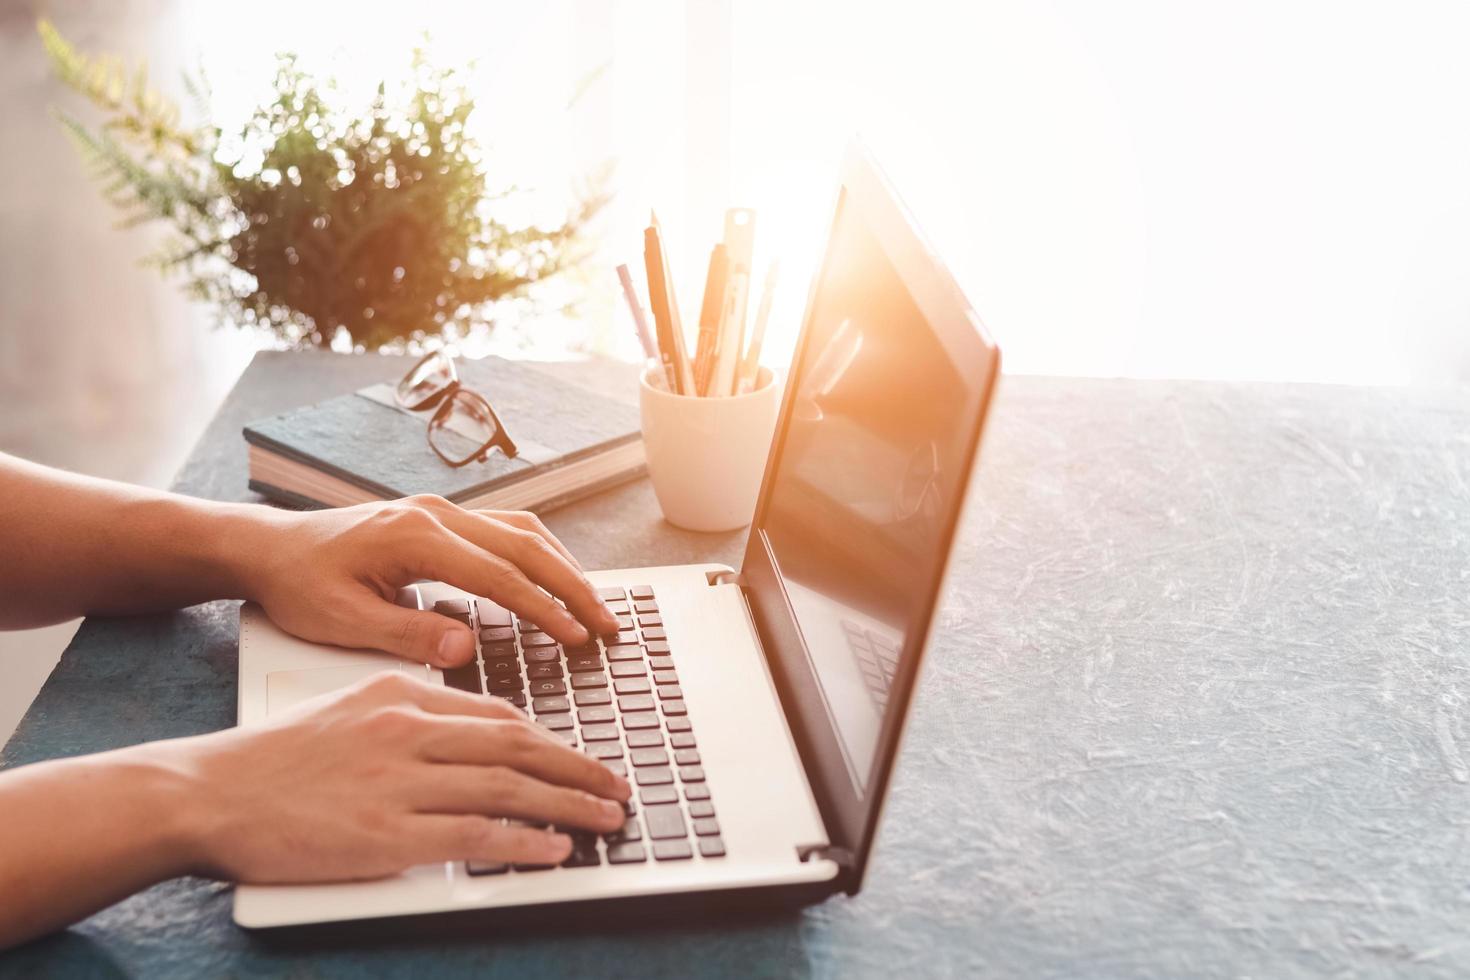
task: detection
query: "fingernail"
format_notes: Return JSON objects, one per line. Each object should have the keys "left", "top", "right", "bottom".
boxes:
{"left": 437, "top": 629, "right": 472, "bottom": 666}
{"left": 548, "top": 832, "right": 573, "bottom": 856}
{"left": 601, "top": 799, "right": 623, "bottom": 818}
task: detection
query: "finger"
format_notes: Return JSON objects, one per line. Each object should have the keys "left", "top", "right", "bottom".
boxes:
{"left": 406, "top": 533, "right": 592, "bottom": 645}
{"left": 409, "top": 815, "right": 573, "bottom": 866}
{"left": 415, "top": 716, "right": 630, "bottom": 801}
{"left": 410, "top": 765, "right": 627, "bottom": 833}
{"left": 440, "top": 510, "right": 617, "bottom": 637}
{"left": 480, "top": 510, "right": 582, "bottom": 570}
{"left": 335, "top": 589, "right": 477, "bottom": 667}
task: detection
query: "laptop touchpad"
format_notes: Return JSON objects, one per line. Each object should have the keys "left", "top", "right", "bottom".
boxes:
{"left": 266, "top": 661, "right": 430, "bottom": 715}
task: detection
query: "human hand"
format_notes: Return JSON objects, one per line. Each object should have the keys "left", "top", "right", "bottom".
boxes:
{"left": 152, "top": 671, "right": 630, "bottom": 882}
{"left": 237, "top": 495, "right": 619, "bottom": 667}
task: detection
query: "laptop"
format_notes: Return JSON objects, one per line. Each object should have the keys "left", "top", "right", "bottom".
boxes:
{"left": 234, "top": 141, "right": 1001, "bottom": 930}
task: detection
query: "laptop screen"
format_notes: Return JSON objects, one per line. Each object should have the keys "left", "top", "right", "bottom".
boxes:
{"left": 758, "top": 190, "right": 983, "bottom": 795}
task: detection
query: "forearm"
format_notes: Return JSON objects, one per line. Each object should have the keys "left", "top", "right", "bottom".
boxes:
{"left": 0, "top": 453, "right": 285, "bottom": 628}
{"left": 0, "top": 746, "right": 203, "bottom": 949}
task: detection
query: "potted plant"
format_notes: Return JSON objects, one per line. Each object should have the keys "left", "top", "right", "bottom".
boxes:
{"left": 39, "top": 20, "right": 607, "bottom": 351}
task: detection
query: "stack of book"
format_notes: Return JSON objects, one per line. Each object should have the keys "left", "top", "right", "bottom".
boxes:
{"left": 243, "top": 356, "right": 644, "bottom": 511}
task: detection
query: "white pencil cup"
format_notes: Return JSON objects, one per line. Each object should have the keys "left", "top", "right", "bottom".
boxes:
{"left": 638, "top": 365, "right": 781, "bottom": 532}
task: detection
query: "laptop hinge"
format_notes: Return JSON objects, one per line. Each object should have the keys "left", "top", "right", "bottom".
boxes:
{"left": 798, "top": 843, "right": 854, "bottom": 868}
{"left": 705, "top": 569, "right": 746, "bottom": 588}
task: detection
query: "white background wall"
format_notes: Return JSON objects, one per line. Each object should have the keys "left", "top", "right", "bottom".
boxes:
{"left": 2, "top": 0, "right": 1468, "bottom": 741}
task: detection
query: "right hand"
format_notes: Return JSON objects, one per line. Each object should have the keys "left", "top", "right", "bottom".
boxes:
{"left": 153, "top": 672, "right": 630, "bottom": 881}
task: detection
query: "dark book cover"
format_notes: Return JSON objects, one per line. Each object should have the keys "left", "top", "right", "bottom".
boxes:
{"left": 243, "top": 355, "right": 642, "bottom": 504}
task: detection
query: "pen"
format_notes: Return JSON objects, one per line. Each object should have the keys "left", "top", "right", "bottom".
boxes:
{"left": 616, "top": 264, "right": 659, "bottom": 362}
{"left": 737, "top": 261, "right": 779, "bottom": 394}
{"left": 693, "top": 244, "right": 729, "bottom": 396}
{"left": 643, "top": 213, "right": 695, "bottom": 395}
{"left": 712, "top": 209, "right": 756, "bottom": 397}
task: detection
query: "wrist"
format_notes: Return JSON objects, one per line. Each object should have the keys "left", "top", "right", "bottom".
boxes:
{"left": 194, "top": 501, "right": 298, "bottom": 604}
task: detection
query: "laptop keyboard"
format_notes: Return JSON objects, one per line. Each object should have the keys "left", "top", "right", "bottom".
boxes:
{"left": 427, "top": 585, "right": 726, "bottom": 874}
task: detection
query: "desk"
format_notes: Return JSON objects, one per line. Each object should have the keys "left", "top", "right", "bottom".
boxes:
{"left": 4, "top": 351, "right": 1469, "bottom": 977}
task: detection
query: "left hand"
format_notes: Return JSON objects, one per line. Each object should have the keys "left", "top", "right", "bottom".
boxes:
{"left": 238, "top": 495, "right": 618, "bottom": 667}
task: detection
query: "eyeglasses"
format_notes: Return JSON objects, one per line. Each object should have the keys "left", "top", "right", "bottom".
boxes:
{"left": 395, "top": 351, "right": 519, "bottom": 468}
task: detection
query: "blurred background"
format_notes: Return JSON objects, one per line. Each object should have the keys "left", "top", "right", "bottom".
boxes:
{"left": 3, "top": 0, "right": 1469, "bottom": 739}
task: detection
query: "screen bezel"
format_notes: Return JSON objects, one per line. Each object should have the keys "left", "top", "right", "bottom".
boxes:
{"left": 739, "top": 142, "right": 1001, "bottom": 892}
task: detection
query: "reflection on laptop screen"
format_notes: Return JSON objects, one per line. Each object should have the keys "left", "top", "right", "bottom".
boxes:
{"left": 761, "top": 193, "right": 978, "bottom": 795}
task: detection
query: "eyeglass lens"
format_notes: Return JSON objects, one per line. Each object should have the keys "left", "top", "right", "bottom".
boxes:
{"left": 396, "top": 351, "right": 457, "bottom": 410}
{"left": 427, "top": 390, "right": 502, "bottom": 465}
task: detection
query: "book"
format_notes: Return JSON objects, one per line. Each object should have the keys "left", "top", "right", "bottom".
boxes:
{"left": 243, "top": 356, "right": 645, "bottom": 512}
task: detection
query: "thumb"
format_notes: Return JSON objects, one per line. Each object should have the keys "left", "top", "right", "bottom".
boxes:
{"left": 347, "top": 596, "right": 477, "bottom": 667}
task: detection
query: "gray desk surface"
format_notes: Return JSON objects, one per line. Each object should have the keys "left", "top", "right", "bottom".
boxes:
{"left": 4, "top": 350, "right": 1469, "bottom": 978}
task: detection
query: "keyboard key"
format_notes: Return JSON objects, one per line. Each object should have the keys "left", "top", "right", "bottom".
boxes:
{"left": 523, "top": 647, "right": 561, "bottom": 664}
{"left": 642, "top": 626, "right": 667, "bottom": 640}
{"left": 678, "top": 765, "right": 705, "bottom": 783}
{"left": 562, "top": 840, "right": 601, "bottom": 868}
{"left": 662, "top": 700, "right": 688, "bottom": 717}
{"left": 648, "top": 656, "right": 675, "bottom": 671}
{"left": 643, "top": 803, "right": 687, "bottom": 839}
{"left": 512, "top": 861, "right": 556, "bottom": 872}
{"left": 442, "top": 663, "right": 482, "bottom": 694}
{"left": 571, "top": 671, "right": 608, "bottom": 690}
{"left": 645, "top": 641, "right": 670, "bottom": 655}
{"left": 615, "top": 677, "right": 652, "bottom": 695}
{"left": 581, "top": 723, "right": 620, "bottom": 742}
{"left": 626, "top": 729, "right": 664, "bottom": 748}
{"left": 653, "top": 670, "right": 679, "bottom": 686}
{"left": 684, "top": 783, "right": 711, "bottom": 801}
{"left": 640, "top": 785, "right": 679, "bottom": 804}
{"left": 597, "top": 586, "right": 626, "bottom": 601}
{"left": 432, "top": 598, "right": 471, "bottom": 621}
{"left": 476, "top": 599, "right": 512, "bottom": 627}
{"left": 567, "top": 654, "right": 603, "bottom": 673}
{"left": 615, "top": 615, "right": 635, "bottom": 630}
{"left": 636, "top": 767, "right": 674, "bottom": 786}
{"left": 666, "top": 716, "right": 692, "bottom": 732}
{"left": 574, "top": 688, "right": 612, "bottom": 706}
{"left": 585, "top": 740, "right": 623, "bottom": 759}
{"left": 605, "top": 644, "right": 643, "bottom": 662}
{"left": 674, "top": 749, "right": 701, "bottom": 766}
{"left": 483, "top": 655, "right": 520, "bottom": 676}
{"left": 654, "top": 839, "right": 692, "bottom": 861}
{"left": 638, "top": 613, "right": 662, "bottom": 627}
{"left": 607, "top": 842, "right": 647, "bottom": 864}
{"left": 516, "top": 620, "right": 542, "bottom": 634}
{"left": 578, "top": 705, "right": 615, "bottom": 724}
{"left": 607, "top": 630, "right": 640, "bottom": 646}
{"left": 692, "top": 817, "right": 720, "bottom": 836}
{"left": 670, "top": 732, "right": 696, "bottom": 749}
{"left": 603, "top": 760, "right": 627, "bottom": 778}
{"left": 537, "top": 712, "right": 573, "bottom": 732}
{"left": 604, "top": 600, "right": 630, "bottom": 615}
{"left": 483, "top": 640, "right": 518, "bottom": 657}
{"left": 496, "top": 691, "right": 527, "bottom": 708}
{"left": 622, "top": 711, "right": 660, "bottom": 730}
{"left": 633, "top": 600, "right": 659, "bottom": 614}
{"left": 657, "top": 685, "right": 683, "bottom": 700}
{"left": 606, "top": 816, "right": 643, "bottom": 842}
{"left": 522, "top": 632, "right": 558, "bottom": 647}
{"left": 479, "top": 626, "right": 515, "bottom": 643}
{"left": 698, "top": 837, "right": 726, "bottom": 858}
{"left": 618, "top": 693, "right": 655, "bottom": 712}
{"left": 487, "top": 675, "right": 522, "bottom": 694}
{"left": 532, "top": 695, "right": 570, "bottom": 714}
{"left": 630, "top": 585, "right": 655, "bottom": 600}
{"left": 688, "top": 800, "right": 715, "bottom": 819}
{"left": 630, "top": 747, "right": 669, "bottom": 767}
{"left": 527, "top": 663, "right": 563, "bottom": 680}
{"left": 528, "top": 678, "right": 567, "bottom": 697}
{"left": 610, "top": 661, "right": 647, "bottom": 679}
{"left": 466, "top": 860, "right": 509, "bottom": 875}
{"left": 553, "top": 731, "right": 577, "bottom": 748}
